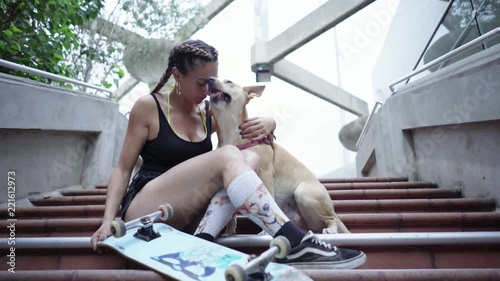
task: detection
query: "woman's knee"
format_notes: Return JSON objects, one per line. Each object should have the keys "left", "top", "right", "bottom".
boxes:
{"left": 218, "top": 145, "right": 259, "bottom": 169}
{"left": 241, "top": 150, "right": 260, "bottom": 171}
{"left": 217, "top": 145, "right": 258, "bottom": 183}
{"left": 217, "top": 145, "right": 244, "bottom": 163}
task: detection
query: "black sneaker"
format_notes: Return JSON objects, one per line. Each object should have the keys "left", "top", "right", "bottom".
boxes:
{"left": 276, "top": 231, "right": 367, "bottom": 269}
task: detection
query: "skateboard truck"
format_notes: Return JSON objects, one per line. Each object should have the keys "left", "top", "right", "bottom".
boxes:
{"left": 133, "top": 216, "right": 161, "bottom": 242}
{"left": 110, "top": 203, "right": 174, "bottom": 240}
{"left": 225, "top": 236, "right": 292, "bottom": 281}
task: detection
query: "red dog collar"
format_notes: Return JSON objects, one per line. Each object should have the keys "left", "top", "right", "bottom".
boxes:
{"left": 237, "top": 138, "right": 271, "bottom": 150}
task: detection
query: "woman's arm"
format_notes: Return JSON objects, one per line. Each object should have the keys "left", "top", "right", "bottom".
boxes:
{"left": 91, "top": 96, "right": 151, "bottom": 250}
{"left": 239, "top": 117, "right": 276, "bottom": 141}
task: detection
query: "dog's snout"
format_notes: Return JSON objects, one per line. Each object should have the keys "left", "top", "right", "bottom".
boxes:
{"left": 208, "top": 77, "right": 220, "bottom": 94}
{"left": 208, "top": 77, "right": 217, "bottom": 91}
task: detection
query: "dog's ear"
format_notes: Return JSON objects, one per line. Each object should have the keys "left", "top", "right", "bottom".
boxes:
{"left": 243, "top": 85, "right": 265, "bottom": 100}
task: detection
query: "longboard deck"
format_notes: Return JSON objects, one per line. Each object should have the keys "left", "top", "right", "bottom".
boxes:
{"left": 100, "top": 223, "right": 311, "bottom": 281}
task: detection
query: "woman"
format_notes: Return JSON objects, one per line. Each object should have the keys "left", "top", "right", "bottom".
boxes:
{"left": 91, "top": 39, "right": 366, "bottom": 269}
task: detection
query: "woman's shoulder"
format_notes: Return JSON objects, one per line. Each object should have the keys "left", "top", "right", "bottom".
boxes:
{"left": 129, "top": 93, "right": 160, "bottom": 122}
{"left": 133, "top": 93, "right": 165, "bottom": 111}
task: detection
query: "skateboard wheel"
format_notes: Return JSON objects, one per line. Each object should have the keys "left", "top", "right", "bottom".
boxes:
{"left": 158, "top": 203, "right": 174, "bottom": 221}
{"left": 111, "top": 219, "right": 127, "bottom": 238}
{"left": 225, "top": 264, "right": 247, "bottom": 281}
{"left": 270, "top": 236, "right": 292, "bottom": 259}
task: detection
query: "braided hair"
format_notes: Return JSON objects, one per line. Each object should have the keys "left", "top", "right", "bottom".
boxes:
{"left": 151, "top": 40, "right": 219, "bottom": 94}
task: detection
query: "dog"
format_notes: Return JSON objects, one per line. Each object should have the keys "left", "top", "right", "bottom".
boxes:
{"left": 208, "top": 78, "right": 349, "bottom": 234}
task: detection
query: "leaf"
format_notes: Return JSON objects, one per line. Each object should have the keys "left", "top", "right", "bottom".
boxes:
{"left": 63, "top": 41, "right": 71, "bottom": 50}
{"left": 10, "top": 23, "right": 23, "bottom": 34}
{"left": 54, "top": 53, "right": 64, "bottom": 60}
{"left": 3, "top": 30, "right": 13, "bottom": 37}
{"left": 10, "top": 42, "right": 21, "bottom": 52}
{"left": 117, "top": 68, "right": 125, "bottom": 78}
{"left": 113, "top": 78, "right": 119, "bottom": 88}
{"left": 103, "top": 81, "right": 112, "bottom": 89}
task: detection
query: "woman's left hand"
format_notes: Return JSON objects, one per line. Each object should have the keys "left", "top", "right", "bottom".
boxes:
{"left": 240, "top": 117, "right": 276, "bottom": 141}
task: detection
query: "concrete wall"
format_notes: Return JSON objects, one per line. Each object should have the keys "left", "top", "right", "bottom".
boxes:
{"left": 0, "top": 74, "right": 128, "bottom": 202}
{"left": 371, "top": 0, "right": 449, "bottom": 101}
{"left": 413, "top": 121, "right": 500, "bottom": 200}
{"left": 356, "top": 44, "right": 500, "bottom": 204}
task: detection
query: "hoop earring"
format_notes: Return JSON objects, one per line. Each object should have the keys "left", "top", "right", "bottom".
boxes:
{"left": 177, "top": 82, "right": 181, "bottom": 95}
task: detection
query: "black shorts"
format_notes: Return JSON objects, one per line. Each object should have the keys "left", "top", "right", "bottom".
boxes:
{"left": 120, "top": 170, "right": 162, "bottom": 220}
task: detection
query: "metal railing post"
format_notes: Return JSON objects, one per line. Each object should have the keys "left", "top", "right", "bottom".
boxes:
{"left": 389, "top": 27, "right": 500, "bottom": 93}
{"left": 0, "top": 59, "right": 113, "bottom": 94}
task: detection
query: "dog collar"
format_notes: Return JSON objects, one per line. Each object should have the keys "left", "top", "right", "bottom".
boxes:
{"left": 237, "top": 138, "right": 271, "bottom": 150}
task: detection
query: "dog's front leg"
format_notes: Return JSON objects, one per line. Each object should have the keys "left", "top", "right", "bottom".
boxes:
{"left": 295, "top": 182, "right": 351, "bottom": 234}
{"left": 224, "top": 216, "right": 237, "bottom": 236}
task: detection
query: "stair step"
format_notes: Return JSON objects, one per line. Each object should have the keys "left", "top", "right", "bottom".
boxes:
{"left": 0, "top": 205, "right": 106, "bottom": 219}
{"left": 0, "top": 218, "right": 103, "bottom": 236}
{"left": 29, "top": 189, "right": 463, "bottom": 206}
{"left": 329, "top": 188, "right": 462, "bottom": 200}
{"left": 1, "top": 269, "right": 498, "bottom": 281}
{"left": 303, "top": 269, "right": 500, "bottom": 281}
{"left": 234, "top": 212, "right": 500, "bottom": 233}
{"left": 323, "top": 182, "right": 437, "bottom": 190}
{"left": 3, "top": 241, "right": 500, "bottom": 271}
{"left": 319, "top": 176, "right": 409, "bottom": 183}
{"left": 332, "top": 198, "right": 497, "bottom": 213}
{"left": 30, "top": 195, "right": 107, "bottom": 206}
{"left": 3, "top": 212, "right": 499, "bottom": 236}
{"left": 0, "top": 270, "right": 167, "bottom": 281}
{"left": 60, "top": 189, "right": 107, "bottom": 196}
{"left": 2, "top": 198, "right": 494, "bottom": 219}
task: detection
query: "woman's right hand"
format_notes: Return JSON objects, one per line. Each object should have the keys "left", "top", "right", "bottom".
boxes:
{"left": 91, "top": 220, "right": 113, "bottom": 253}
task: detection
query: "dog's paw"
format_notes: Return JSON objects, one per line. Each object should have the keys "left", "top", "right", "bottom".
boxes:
{"left": 224, "top": 217, "right": 238, "bottom": 236}
{"left": 322, "top": 227, "right": 339, "bottom": 234}
{"left": 257, "top": 230, "right": 267, "bottom": 236}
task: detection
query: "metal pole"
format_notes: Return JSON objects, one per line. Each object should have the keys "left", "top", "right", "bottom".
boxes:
{"left": 218, "top": 231, "right": 500, "bottom": 247}
{"left": 4, "top": 232, "right": 500, "bottom": 249}
{"left": 389, "top": 27, "right": 500, "bottom": 93}
{"left": 334, "top": 28, "right": 350, "bottom": 165}
{"left": 438, "top": 0, "right": 489, "bottom": 70}
{"left": 355, "top": 101, "right": 382, "bottom": 149}
{"left": 0, "top": 59, "right": 113, "bottom": 94}
{"left": 254, "top": 0, "right": 269, "bottom": 42}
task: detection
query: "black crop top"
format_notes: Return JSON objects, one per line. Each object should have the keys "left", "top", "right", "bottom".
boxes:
{"left": 139, "top": 93, "right": 213, "bottom": 173}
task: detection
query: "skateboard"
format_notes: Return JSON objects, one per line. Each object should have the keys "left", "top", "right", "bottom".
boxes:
{"left": 99, "top": 204, "right": 312, "bottom": 281}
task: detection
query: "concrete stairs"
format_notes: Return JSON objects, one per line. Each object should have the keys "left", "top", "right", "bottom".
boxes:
{"left": 1, "top": 176, "right": 500, "bottom": 280}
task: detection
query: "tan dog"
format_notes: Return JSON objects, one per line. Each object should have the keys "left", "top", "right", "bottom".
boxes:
{"left": 208, "top": 78, "right": 349, "bottom": 234}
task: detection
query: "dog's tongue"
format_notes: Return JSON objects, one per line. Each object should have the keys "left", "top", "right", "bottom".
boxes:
{"left": 208, "top": 91, "right": 223, "bottom": 98}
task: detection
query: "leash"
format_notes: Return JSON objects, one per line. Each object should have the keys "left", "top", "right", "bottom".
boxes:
{"left": 237, "top": 137, "right": 271, "bottom": 150}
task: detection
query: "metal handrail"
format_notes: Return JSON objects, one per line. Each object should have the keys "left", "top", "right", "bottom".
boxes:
{"left": 2, "top": 231, "right": 500, "bottom": 249}
{"left": 438, "top": 0, "right": 488, "bottom": 70}
{"left": 355, "top": 101, "right": 382, "bottom": 149}
{"left": 389, "top": 27, "right": 500, "bottom": 93}
{"left": 0, "top": 59, "right": 113, "bottom": 94}
{"left": 409, "top": 0, "right": 455, "bottom": 79}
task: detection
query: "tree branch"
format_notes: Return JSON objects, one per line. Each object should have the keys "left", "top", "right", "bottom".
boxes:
{"left": 1, "top": 0, "right": 25, "bottom": 28}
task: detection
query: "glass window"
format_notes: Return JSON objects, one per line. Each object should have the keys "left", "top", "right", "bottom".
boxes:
{"left": 409, "top": 0, "right": 499, "bottom": 83}
{"left": 473, "top": 0, "right": 500, "bottom": 48}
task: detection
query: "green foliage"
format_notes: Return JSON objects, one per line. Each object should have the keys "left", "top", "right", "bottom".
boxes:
{"left": 0, "top": 0, "right": 105, "bottom": 83}
{"left": 118, "top": 0, "right": 200, "bottom": 41}
{"left": 0, "top": 0, "right": 202, "bottom": 99}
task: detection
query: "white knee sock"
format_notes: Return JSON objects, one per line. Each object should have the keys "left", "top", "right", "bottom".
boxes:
{"left": 194, "top": 189, "right": 236, "bottom": 238}
{"left": 227, "top": 170, "right": 289, "bottom": 235}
